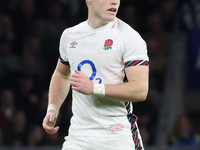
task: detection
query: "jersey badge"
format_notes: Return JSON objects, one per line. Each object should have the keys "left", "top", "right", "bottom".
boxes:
{"left": 69, "top": 41, "right": 77, "bottom": 48}
{"left": 103, "top": 39, "right": 113, "bottom": 50}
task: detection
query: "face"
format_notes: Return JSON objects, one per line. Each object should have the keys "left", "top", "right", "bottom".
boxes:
{"left": 88, "top": 0, "right": 120, "bottom": 23}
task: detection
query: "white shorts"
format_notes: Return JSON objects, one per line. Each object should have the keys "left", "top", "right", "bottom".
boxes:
{"left": 62, "top": 135, "right": 135, "bottom": 150}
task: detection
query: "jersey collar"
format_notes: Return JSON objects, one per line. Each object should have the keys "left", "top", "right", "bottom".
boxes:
{"left": 86, "top": 18, "right": 117, "bottom": 32}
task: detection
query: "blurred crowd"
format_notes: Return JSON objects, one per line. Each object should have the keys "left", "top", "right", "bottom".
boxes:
{"left": 0, "top": 0, "right": 200, "bottom": 148}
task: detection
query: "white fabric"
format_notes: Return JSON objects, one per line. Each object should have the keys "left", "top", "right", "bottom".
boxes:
{"left": 59, "top": 18, "right": 148, "bottom": 138}
{"left": 47, "top": 104, "right": 59, "bottom": 115}
{"left": 93, "top": 83, "right": 105, "bottom": 96}
{"left": 62, "top": 135, "right": 135, "bottom": 150}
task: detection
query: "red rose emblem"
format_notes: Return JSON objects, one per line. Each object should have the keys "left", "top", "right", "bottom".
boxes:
{"left": 104, "top": 39, "right": 113, "bottom": 47}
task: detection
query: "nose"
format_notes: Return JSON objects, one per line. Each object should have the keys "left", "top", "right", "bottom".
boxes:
{"left": 111, "top": 0, "right": 119, "bottom": 5}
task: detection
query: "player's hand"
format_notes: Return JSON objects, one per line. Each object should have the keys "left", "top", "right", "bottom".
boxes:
{"left": 70, "top": 70, "right": 94, "bottom": 95}
{"left": 42, "top": 110, "right": 59, "bottom": 135}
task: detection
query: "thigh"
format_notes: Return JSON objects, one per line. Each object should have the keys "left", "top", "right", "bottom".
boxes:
{"left": 62, "top": 135, "right": 135, "bottom": 150}
{"left": 62, "top": 136, "right": 87, "bottom": 150}
{"left": 90, "top": 136, "right": 135, "bottom": 150}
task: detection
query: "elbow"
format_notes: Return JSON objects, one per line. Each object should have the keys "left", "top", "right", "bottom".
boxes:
{"left": 135, "top": 94, "right": 147, "bottom": 102}
{"left": 137, "top": 86, "right": 149, "bottom": 102}
{"left": 138, "top": 94, "right": 147, "bottom": 102}
{"left": 131, "top": 90, "right": 148, "bottom": 102}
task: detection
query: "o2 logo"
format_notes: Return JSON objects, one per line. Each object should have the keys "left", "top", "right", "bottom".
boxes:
{"left": 77, "top": 60, "right": 102, "bottom": 84}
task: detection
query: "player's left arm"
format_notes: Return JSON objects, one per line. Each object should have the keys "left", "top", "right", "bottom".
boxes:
{"left": 70, "top": 65, "right": 149, "bottom": 102}
{"left": 105, "top": 65, "right": 149, "bottom": 102}
{"left": 70, "top": 31, "right": 149, "bottom": 102}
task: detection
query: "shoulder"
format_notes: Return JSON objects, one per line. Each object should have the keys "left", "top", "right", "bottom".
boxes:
{"left": 61, "top": 21, "right": 87, "bottom": 38}
{"left": 114, "top": 18, "right": 143, "bottom": 40}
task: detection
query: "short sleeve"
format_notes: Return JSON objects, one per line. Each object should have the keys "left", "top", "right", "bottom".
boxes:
{"left": 59, "top": 29, "right": 69, "bottom": 65}
{"left": 123, "top": 30, "right": 149, "bottom": 65}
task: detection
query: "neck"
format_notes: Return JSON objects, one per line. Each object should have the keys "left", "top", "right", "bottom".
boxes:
{"left": 88, "top": 18, "right": 109, "bottom": 29}
{"left": 87, "top": 10, "right": 111, "bottom": 29}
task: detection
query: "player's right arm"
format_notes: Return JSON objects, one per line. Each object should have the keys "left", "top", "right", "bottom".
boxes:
{"left": 42, "top": 59, "right": 71, "bottom": 135}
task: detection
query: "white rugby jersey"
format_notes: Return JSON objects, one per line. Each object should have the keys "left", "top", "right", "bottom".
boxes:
{"left": 59, "top": 18, "right": 149, "bottom": 138}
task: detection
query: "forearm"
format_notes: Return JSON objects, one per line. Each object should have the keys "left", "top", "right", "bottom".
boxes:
{"left": 43, "top": 60, "right": 70, "bottom": 135}
{"left": 70, "top": 66, "right": 149, "bottom": 102}
{"left": 104, "top": 81, "right": 148, "bottom": 102}
{"left": 48, "top": 70, "right": 70, "bottom": 109}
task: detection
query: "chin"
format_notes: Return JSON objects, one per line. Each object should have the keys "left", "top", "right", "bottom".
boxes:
{"left": 106, "top": 17, "right": 115, "bottom": 22}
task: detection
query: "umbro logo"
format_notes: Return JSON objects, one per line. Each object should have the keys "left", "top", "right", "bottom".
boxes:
{"left": 69, "top": 41, "right": 77, "bottom": 48}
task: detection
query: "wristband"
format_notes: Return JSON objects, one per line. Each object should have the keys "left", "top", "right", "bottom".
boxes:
{"left": 93, "top": 83, "right": 105, "bottom": 97}
{"left": 47, "top": 104, "right": 59, "bottom": 115}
